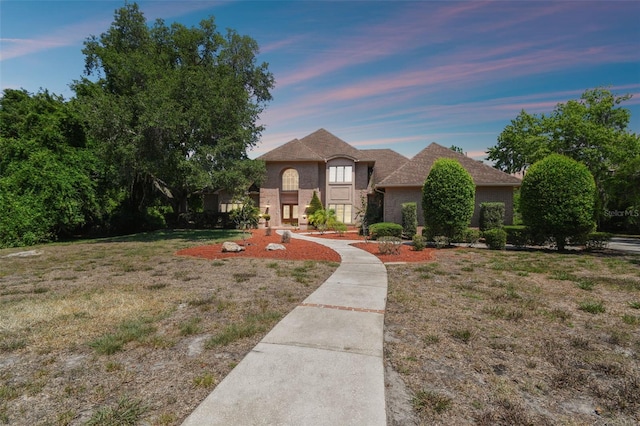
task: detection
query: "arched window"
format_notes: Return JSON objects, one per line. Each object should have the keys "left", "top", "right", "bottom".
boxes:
{"left": 282, "top": 168, "right": 299, "bottom": 191}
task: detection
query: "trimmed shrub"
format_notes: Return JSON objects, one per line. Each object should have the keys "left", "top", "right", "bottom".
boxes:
{"left": 401, "top": 202, "right": 418, "bottom": 238}
{"left": 369, "top": 222, "right": 403, "bottom": 240}
{"left": 422, "top": 158, "right": 475, "bottom": 240}
{"left": 479, "top": 202, "right": 505, "bottom": 231}
{"left": 433, "top": 236, "right": 449, "bottom": 248}
{"left": 333, "top": 222, "right": 348, "bottom": 236}
{"left": 378, "top": 236, "right": 402, "bottom": 255}
{"left": 583, "top": 232, "right": 612, "bottom": 250}
{"left": 483, "top": 228, "right": 507, "bottom": 250}
{"left": 504, "top": 225, "right": 529, "bottom": 247}
{"left": 520, "top": 154, "right": 596, "bottom": 251}
{"left": 454, "top": 228, "right": 481, "bottom": 247}
{"left": 412, "top": 234, "right": 426, "bottom": 251}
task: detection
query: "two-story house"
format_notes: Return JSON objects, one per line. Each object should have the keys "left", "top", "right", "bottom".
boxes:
{"left": 214, "top": 128, "right": 521, "bottom": 229}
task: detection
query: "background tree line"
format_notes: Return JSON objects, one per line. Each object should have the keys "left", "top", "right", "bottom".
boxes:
{"left": 487, "top": 87, "right": 640, "bottom": 233}
{"left": 1, "top": 3, "right": 274, "bottom": 248}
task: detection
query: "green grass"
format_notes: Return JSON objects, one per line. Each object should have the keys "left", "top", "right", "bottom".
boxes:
{"left": 576, "top": 279, "right": 595, "bottom": 291}
{"left": 233, "top": 272, "right": 257, "bottom": 283}
{"left": 423, "top": 334, "right": 440, "bottom": 345}
{"left": 205, "top": 312, "right": 282, "bottom": 347}
{"left": 192, "top": 373, "right": 216, "bottom": 388}
{"left": 621, "top": 314, "right": 639, "bottom": 325}
{"left": 578, "top": 300, "right": 605, "bottom": 314}
{"left": 86, "top": 395, "right": 147, "bottom": 426}
{"left": 0, "top": 337, "right": 26, "bottom": 353}
{"left": 179, "top": 317, "right": 202, "bottom": 336}
{"left": 549, "top": 271, "right": 577, "bottom": 281}
{"left": 89, "top": 317, "right": 157, "bottom": 355}
{"left": 412, "top": 389, "right": 453, "bottom": 414}
{"left": 449, "top": 328, "right": 473, "bottom": 343}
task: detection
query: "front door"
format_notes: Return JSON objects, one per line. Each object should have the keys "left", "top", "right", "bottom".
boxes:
{"left": 282, "top": 204, "right": 299, "bottom": 226}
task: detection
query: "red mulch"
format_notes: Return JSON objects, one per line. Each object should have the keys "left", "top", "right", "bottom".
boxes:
{"left": 176, "top": 229, "right": 341, "bottom": 262}
{"left": 176, "top": 229, "right": 437, "bottom": 263}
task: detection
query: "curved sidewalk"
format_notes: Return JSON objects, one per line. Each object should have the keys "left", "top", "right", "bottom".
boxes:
{"left": 182, "top": 233, "right": 388, "bottom": 425}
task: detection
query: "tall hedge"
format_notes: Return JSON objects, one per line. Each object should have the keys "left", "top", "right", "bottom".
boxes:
{"left": 401, "top": 202, "right": 418, "bottom": 237}
{"left": 479, "top": 202, "right": 505, "bottom": 231}
{"left": 422, "top": 158, "right": 475, "bottom": 240}
{"left": 520, "top": 154, "right": 596, "bottom": 250}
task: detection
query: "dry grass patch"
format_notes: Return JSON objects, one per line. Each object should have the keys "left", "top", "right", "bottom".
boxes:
{"left": 0, "top": 230, "right": 337, "bottom": 425}
{"left": 385, "top": 248, "right": 640, "bottom": 425}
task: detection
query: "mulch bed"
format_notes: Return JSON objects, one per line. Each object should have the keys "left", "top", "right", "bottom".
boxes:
{"left": 177, "top": 229, "right": 437, "bottom": 263}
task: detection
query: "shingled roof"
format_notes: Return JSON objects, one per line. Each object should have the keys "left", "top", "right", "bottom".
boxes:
{"left": 359, "top": 149, "right": 409, "bottom": 183}
{"left": 258, "top": 129, "right": 363, "bottom": 162}
{"left": 378, "top": 143, "right": 521, "bottom": 187}
{"left": 257, "top": 138, "right": 321, "bottom": 161}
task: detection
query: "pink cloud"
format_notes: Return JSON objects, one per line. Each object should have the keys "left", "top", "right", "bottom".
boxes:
{"left": 0, "top": 2, "right": 220, "bottom": 62}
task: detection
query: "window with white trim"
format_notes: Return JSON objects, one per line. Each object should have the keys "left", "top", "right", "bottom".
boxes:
{"left": 219, "top": 203, "right": 242, "bottom": 213}
{"left": 329, "top": 166, "right": 352, "bottom": 183}
{"left": 328, "top": 204, "right": 352, "bottom": 224}
{"left": 282, "top": 168, "right": 299, "bottom": 191}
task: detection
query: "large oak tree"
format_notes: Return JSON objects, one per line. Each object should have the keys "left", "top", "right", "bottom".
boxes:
{"left": 73, "top": 3, "right": 274, "bottom": 217}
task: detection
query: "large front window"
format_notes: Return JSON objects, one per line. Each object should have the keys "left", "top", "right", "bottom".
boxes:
{"left": 329, "top": 166, "right": 352, "bottom": 183}
{"left": 282, "top": 168, "right": 299, "bottom": 191}
{"left": 328, "top": 204, "right": 352, "bottom": 224}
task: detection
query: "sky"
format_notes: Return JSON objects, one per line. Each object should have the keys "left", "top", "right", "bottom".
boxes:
{"left": 2, "top": 0, "right": 639, "bottom": 161}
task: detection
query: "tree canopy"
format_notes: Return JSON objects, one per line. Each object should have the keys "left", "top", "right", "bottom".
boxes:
{"left": 0, "top": 89, "right": 100, "bottom": 247}
{"left": 487, "top": 88, "right": 640, "bottom": 230}
{"left": 73, "top": 2, "right": 274, "bottom": 217}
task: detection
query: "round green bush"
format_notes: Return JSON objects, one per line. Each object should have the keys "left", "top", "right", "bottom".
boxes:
{"left": 520, "top": 154, "right": 596, "bottom": 250}
{"left": 422, "top": 159, "right": 475, "bottom": 240}
{"left": 368, "top": 222, "right": 403, "bottom": 239}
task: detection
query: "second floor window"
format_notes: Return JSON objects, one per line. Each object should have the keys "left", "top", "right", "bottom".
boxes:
{"left": 329, "top": 166, "right": 352, "bottom": 183}
{"left": 282, "top": 168, "right": 299, "bottom": 191}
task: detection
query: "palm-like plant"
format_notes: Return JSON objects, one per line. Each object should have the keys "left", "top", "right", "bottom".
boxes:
{"left": 309, "top": 208, "right": 338, "bottom": 234}
{"left": 229, "top": 197, "right": 260, "bottom": 242}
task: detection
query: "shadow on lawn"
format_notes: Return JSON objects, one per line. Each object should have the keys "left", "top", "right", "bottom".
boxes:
{"left": 90, "top": 228, "right": 242, "bottom": 244}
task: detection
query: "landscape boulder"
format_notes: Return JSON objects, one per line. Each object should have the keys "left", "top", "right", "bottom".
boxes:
{"left": 221, "top": 242, "right": 245, "bottom": 253}
{"left": 265, "top": 243, "right": 286, "bottom": 251}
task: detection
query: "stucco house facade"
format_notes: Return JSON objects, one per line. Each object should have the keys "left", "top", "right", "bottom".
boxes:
{"left": 224, "top": 129, "right": 521, "bottom": 228}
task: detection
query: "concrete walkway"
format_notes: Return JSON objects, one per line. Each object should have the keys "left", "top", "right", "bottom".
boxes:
{"left": 182, "top": 233, "right": 388, "bottom": 425}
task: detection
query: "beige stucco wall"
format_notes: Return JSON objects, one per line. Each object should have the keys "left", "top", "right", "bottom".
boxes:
{"left": 383, "top": 185, "right": 516, "bottom": 228}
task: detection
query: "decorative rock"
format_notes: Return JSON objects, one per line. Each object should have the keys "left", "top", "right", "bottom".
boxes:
{"left": 4, "top": 250, "right": 42, "bottom": 258}
{"left": 221, "top": 242, "right": 245, "bottom": 252}
{"left": 266, "top": 243, "right": 286, "bottom": 251}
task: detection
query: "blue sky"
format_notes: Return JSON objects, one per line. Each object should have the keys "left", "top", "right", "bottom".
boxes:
{"left": 2, "top": 1, "right": 639, "bottom": 160}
